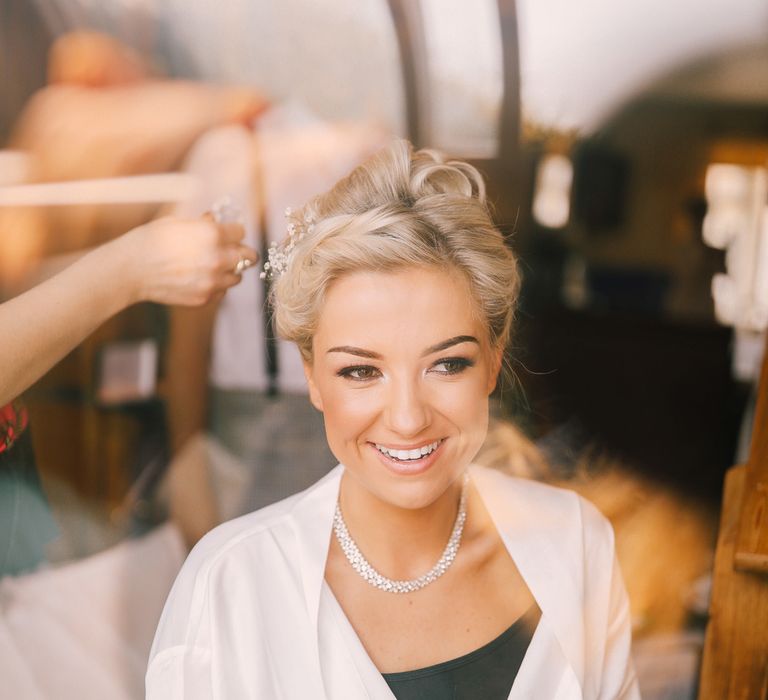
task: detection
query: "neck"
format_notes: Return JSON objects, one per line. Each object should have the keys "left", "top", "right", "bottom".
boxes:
{"left": 338, "top": 471, "right": 466, "bottom": 580}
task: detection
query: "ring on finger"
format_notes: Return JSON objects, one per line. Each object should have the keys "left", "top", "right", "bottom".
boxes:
{"left": 234, "top": 255, "right": 253, "bottom": 275}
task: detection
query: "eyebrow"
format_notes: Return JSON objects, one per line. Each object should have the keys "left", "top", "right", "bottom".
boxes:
{"left": 326, "top": 335, "right": 479, "bottom": 360}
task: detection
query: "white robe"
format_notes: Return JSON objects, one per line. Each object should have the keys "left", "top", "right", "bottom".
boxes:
{"left": 146, "top": 465, "right": 640, "bottom": 699}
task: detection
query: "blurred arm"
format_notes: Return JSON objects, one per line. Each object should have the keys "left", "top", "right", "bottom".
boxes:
{"left": 0, "top": 217, "right": 255, "bottom": 406}
{"left": 0, "top": 234, "right": 137, "bottom": 405}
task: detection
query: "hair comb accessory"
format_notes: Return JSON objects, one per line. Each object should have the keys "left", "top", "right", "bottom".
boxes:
{"left": 260, "top": 206, "right": 315, "bottom": 280}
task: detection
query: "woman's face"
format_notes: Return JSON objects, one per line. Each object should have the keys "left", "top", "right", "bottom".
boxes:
{"left": 304, "top": 266, "right": 501, "bottom": 510}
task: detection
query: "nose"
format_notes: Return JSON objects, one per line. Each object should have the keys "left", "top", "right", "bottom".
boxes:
{"left": 384, "top": 376, "right": 430, "bottom": 438}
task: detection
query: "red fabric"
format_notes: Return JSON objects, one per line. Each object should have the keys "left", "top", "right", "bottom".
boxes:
{"left": 0, "top": 401, "right": 29, "bottom": 454}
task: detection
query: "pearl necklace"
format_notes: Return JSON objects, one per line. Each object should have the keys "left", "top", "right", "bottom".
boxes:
{"left": 332, "top": 475, "right": 469, "bottom": 594}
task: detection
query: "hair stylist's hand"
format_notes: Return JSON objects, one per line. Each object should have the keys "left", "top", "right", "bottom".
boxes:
{"left": 118, "top": 216, "right": 258, "bottom": 307}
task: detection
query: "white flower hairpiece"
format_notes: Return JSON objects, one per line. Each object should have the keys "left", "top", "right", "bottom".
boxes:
{"left": 260, "top": 206, "right": 315, "bottom": 280}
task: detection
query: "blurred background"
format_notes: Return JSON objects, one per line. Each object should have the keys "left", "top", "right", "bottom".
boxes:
{"left": 1, "top": 1, "right": 767, "bottom": 698}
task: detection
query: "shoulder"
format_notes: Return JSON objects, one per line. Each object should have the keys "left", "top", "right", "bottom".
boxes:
{"left": 149, "top": 465, "right": 341, "bottom": 654}
{"left": 184, "top": 490, "right": 298, "bottom": 566}
{"left": 471, "top": 463, "right": 600, "bottom": 514}
{"left": 187, "top": 464, "right": 341, "bottom": 565}
{"left": 471, "top": 466, "right": 635, "bottom": 694}
{"left": 471, "top": 464, "right": 615, "bottom": 557}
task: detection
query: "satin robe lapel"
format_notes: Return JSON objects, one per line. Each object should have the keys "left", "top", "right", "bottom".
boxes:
{"left": 471, "top": 465, "right": 585, "bottom": 698}
{"left": 321, "top": 582, "right": 396, "bottom": 700}
{"left": 291, "top": 465, "right": 392, "bottom": 699}
{"left": 508, "top": 614, "right": 583, "bottom": 699}
{"left": 289, "top": 464, "right": 344, "bottom": 697}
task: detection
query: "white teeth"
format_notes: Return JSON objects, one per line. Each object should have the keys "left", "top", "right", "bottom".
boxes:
{"left": 374, "top": 440, "right": 441, "bottom": 461}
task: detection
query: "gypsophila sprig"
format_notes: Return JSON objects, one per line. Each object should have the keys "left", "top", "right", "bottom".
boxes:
{"left": 260, "top": 206, "right": 315, "bottom": 280}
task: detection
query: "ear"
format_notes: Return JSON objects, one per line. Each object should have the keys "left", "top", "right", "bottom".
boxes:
{"left": 303, "top": 360, "right": 324, "bottom": 412}
{"left": 487, "top": 346, "right": 504, "bottom": 395}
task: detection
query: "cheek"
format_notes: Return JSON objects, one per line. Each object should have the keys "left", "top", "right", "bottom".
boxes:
{"left": 450, "top": 385, "right": 490, "bottom": 432}
{"left": 420, "top": 377, "right": 491, "bottom": 446}
{"left": 316, "top": 382, "right": 380, "bottom": 443}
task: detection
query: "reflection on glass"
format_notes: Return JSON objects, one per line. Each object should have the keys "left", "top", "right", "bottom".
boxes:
{"left": 532, "top": 153, "right": 573, "bottom": 229}
{"left": 703, "top": 163, "right": 768, "bottom": 343}
{"left": 420, "top": 0, "right": 503, "bottom": 157}
{"left": 35, "top": 0, "right": 407, "bottom": 135}
{"left": 516, "top": 0, "right": 768, "bottom": 133}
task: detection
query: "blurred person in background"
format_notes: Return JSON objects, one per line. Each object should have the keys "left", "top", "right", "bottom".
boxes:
{"left": 2, "top": 28, "right": 385, "bottom": 541}
{"left": 0, "top": 214, "right": 258, "bottom": 575}
{"left": 0, "top": 29, "right": 271, "bottom": 553}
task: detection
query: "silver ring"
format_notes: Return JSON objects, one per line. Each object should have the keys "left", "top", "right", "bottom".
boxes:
{"left": 234, "top": 256, "right": 252, "bottom": 275}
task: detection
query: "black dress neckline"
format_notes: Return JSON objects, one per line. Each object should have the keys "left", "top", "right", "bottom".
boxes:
{"left": 382, "top": 602, "right": 541, "bottom": 682}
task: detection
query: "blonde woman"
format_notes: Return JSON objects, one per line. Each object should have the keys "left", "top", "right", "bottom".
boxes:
{"left": 147, "top": 141, "right": 639, "bottom": 699}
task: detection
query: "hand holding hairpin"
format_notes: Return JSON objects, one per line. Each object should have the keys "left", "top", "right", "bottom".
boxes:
{"left": 209, "top": 195, "right": 255, "bottom": 276}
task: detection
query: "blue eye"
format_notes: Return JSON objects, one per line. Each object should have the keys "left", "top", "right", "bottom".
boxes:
{"left": 431, "top": 357, "right": 474, "bottom": 375}
{"left": 337, "top": 365, "right": 381, "bottom": 381}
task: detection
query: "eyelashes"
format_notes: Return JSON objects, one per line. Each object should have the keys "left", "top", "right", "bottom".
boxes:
{"left": 432, "top": 357, "right": 475, "bottom": 375}
{"left": 336, "top": 357, "right": 475, "bottom": 382}
{"left": 337, "top": 365, "right": 380, "bottom": 381}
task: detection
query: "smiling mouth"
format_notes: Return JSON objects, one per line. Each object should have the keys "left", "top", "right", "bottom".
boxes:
{"left": 372, "top": 439, "right": 445, "bottom": 462}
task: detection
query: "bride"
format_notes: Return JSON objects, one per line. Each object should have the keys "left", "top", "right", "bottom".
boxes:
{"left": 146, "top": 140, "right": 639, "bottom": 699}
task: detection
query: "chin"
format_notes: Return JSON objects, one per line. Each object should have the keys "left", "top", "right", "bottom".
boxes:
{"left": 367, "top": 463, "right": 465, "bottom": 512}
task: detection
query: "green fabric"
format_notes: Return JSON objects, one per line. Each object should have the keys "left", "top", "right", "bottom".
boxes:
{"left": 0, "top": 428, "right": 59, "bottom": 576}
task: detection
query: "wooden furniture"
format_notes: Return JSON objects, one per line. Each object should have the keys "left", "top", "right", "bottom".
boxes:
{"left": 699, "top": 334, "right": 768, "bottom": 699}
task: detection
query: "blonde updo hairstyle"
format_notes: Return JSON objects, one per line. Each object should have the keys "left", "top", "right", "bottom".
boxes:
{"left": 271, "top": 140, "right": 521, "bottom": 380}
